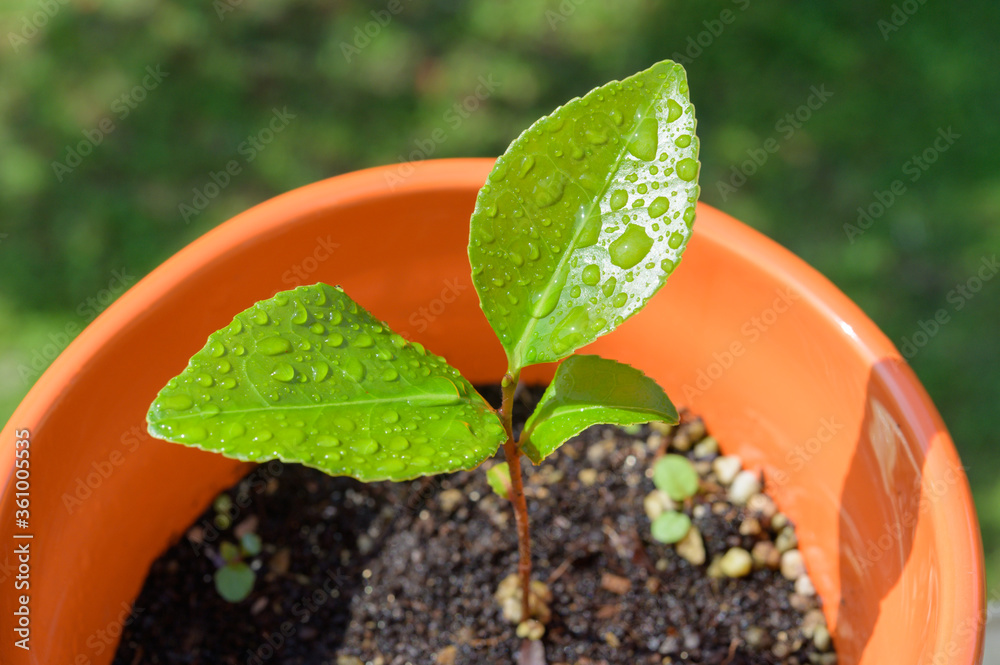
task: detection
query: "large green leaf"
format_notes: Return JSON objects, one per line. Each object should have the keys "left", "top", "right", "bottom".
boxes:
{"left": 520, "top": 355, "right": 678, "bottom": 463}
{"left": 469, "top": 60, "right": 700, "bottom": 371}
{"left": 147, "top": 284, "right": 506, "bottom": 482}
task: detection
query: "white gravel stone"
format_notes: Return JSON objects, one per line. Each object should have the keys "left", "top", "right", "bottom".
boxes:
{"left": 712, "top": 455, "right": 743, "bottom": 485}
{"left": 719, "top": 547, "right": 753, "bottom": 578}
{"left": 780, "top": 549, "right": 806, "bottom": 580}
{"left": 728, "top": 470, "right": 761, "bottom": 505}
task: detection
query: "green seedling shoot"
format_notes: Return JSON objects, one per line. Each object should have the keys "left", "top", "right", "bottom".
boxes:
{"left": 147, "top": 60, "right": 700, "bottom": 631}
{"left": 215, "top": 532, "right": 262, "bottom": 603}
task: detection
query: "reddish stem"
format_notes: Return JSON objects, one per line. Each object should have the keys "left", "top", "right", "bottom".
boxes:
{"left": 499, "top": 371, "right": 532, "bottom": 623}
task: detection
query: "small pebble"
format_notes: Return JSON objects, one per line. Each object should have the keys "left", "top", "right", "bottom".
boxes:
{"left": 578, "top": 468, "right": 598, "bottom": 486}
{"left": 675, "top": 524, "right": 706, "bottom": 566}
{"left": 643, "top": 490, "right": 675, "bottom": 521}
{"left": 813, "top": 625, "right": 832, "bottom": 651}
{"left": 776, "top": 526, "right": 798, "bottom": 552}
{"left": 438, "top": 489, "right": 463, "bottom": 512}
{"left": 743, "top": 625, "right": 769, "bottom": 648}
{"left": 712, "top": 455, "right": 742, "bottom": 485}
{"left": 516, "top": 619, "right": 545, "bottom": 640}
{"left": 693, "top": 436, "right": 719, "bottom": 458}
{"left": 719, "top": 547, "right": 753, "bottom": 578}
{"left": 746, "top": 493, "right": 777, "bottom": 520}
{"left": 795, "top": 574, "right": 816, "bottom": 597}
{"left": 739, "top": 517, "right": 762, "bottom": 536}
{"left": 781, "top": 549, "right": 806, "bottom": 580}
{"left": 435, "top": 645, "right": 457, "bottom": 665}
{"left": 601, "top": 572, "right": 632, "bottom": 595}
{"left": 604, "top": 631, "right": 621, "bottom": 648}
{"left": 728, "top": 470, "right": 761, "bottom": 505}
{"left": 706, "top": 554, "right": 724, "bottom": 578}
{"left": 751, "top": 541, "right": 781, "bottom": 569}
{"left": 337, "top": 657, "right": 364, "bottom": 665}
{"left": 771, "top": 512, "right": 789, "bottom": 530}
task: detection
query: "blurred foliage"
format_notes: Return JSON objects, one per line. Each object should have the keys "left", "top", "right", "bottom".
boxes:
{"left": 1, "top": 0, "right": 998, "bottom": 582}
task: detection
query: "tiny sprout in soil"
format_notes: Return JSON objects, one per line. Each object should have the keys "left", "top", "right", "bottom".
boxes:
{"left": 147, "top": 60, "right": 700, "bottom": 643}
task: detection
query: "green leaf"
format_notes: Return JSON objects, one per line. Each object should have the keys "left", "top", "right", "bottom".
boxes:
{"left": 520, "top": 355, "right": 678, "bottom": 464}
{"left": 653, "top": 454, "right": 699, "bottom": 501}
{"left": 214, "top": 562, "right": 255, "bottom": 603}
{"left": 240, "top": 532, "right": 262, "bottom": 557}
{"left": 486, "top": 461, "right": 511, "bottom": 499}
{"left": 219, "top": 541, "right": 241, "bottom": 563}
{"left": 147, "top": 284, "right": 507, "bottom": 482}
{"left": 650, "top": 510, "right": 692, "bottom": 544}
{"left": 469, "top": 60, "right": 700, "bottom": 371}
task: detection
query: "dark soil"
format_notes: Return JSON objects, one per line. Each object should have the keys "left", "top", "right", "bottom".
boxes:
{"left": 113, "top": 385, "right": 836, "bottom": 665}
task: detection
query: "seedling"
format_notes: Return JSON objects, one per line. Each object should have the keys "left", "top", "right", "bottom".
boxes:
{"left": 147, "top": 60, "right": 700, "bottom": 632}
{"left": 214, "top": 532, "right": 262, "bottom": 602}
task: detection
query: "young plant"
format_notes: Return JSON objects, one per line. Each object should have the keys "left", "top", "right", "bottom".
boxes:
{"left": 147, "top": 60, "right": 700, "bottom": 632}
{"left": 214, "top": 532, "right": 263, "bottom": 603}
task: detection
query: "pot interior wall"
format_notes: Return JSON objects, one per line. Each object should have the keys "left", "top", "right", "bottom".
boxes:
{"left": 0, "top": 160, "right": 981, "bottom": 665}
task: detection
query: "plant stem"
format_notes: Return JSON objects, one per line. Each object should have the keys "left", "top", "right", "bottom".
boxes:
{"left": 499, "top": 370, "right": 532, "bottom": 623}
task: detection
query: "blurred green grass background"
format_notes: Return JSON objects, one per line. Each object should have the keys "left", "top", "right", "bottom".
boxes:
{"left": 1, "top": 0, "right": 998, "bottom": 583}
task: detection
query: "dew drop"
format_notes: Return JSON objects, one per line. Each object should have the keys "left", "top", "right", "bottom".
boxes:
{"left": 312, "top": 362, "right": 330, "bottom": 382}
{"left": 637, "top": 183, "right": 648, "bottom": 195}
{"left": 219, "top": 377, "right": 237, "bottom": 390}
{"left": 551, "top": 306, "right": 589, "bottom": 354}
{"left": 355, "top": 438, "right": 380, "bottom": 455}
{"left": 626, "top": 116, "right": 658, "bottom": 161}
{"left": 387, "top": 436, "right": 409, "bottom": 452}
{"left": 258, "top": 336, "right": 292, "bottom": 356}
{"left": 382, "top": 368, "right": 399, "bottom": 382}
{"left": 602, "top": 277, "right": 617, "bottom": 298}
{"left": 329, "top": 310, "right": 343, "bottom": 325}
{"left": 383, "top": 410, "right": 400, "bottom": 424}
{"left": 609, "top": 224, "right": 654, "bottom": 269}
{"left": 316, "top": 436, "right": 340, "bottom": 447}
{"left": 253, "top": 310, "right": 269, "bottom": 325}
{"left": 354, "top": 333, "right": 374, "bottom": 348}
{"left": 328, "top": 332, "right": 345, "bottom": 348}
{"left": 613, "top": 292, "right": 628, "bottom": 308}
{"left": 159, "top": 394, "right": 193, "bottom": 411}
{"left": 570, "top": 285, "right": 581, "bottom": 298}
{"left": 676, "top": 158, "right": 698, "bottom": 182}
{"left": 649, "top": 196, "right": 670, "bottom": 218}
{"left": 177, "top": 426, "right": 207, "bottom": 442}
{"left": 344, "top": 357, "right": 366, "bottom": 382}
{"left": 518, "top": 155, "right": 535, "bottom": 177}
{"left": 271, "top": 362, "right": 295, "bottom": 383}
{"left": 668, "top": 231, "right": 685, "bottom": 249}
{"left": 310, "top": 323, "right": 325, "bottom": 335}
{"left": 674, "top": 134, "right": 692, "bottom": 148}
{"left": 661, "top": 258, "right": 676, "bottom": 274}
{"left": 667, "top": 99, "right": 683, "bottom": 123}
{"left": 609, "top": 189, "right": 628, "bottom": 211}
{"left": 575, "top": 207, "right": 602, "bottom": 247}
{"left": 195, "top": 372, "right": 213, "bottom": 387}
{"left": 510, "top": 251, "right": 524, "bottom": 267}
{"left": 292, "top": 301, "right": 308, "bottom": 324}
{"left": 209, "top": 341, "right": 225, "bottom": 357}
{"left": 582, "top": 264, "right": 601, "bottom": 286}
{"left": 683, "top": 206, "right": 697, "bottom": 225}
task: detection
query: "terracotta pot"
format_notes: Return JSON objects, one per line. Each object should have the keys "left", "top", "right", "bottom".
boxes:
{"left": 0, "top": 159, "right": 984, "bottom": 665}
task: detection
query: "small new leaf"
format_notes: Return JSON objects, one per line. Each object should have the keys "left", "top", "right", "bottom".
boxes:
{"left": 469, "top": 59, "right": 700, "bottom": 371}
{"left": 650, "top": 510, "right": 692, "bottom": 544}
{"left": 487, "top": 462, "right": 512, "bottom": 499}
{"left": 520, "top": 355, "right": 678, "bottom": 464}
{"left": 147, "top": 284, "right": 507, "bottom": 482}
{"left": 653, "top": 454, "right": 699, "bottom": 501}
{"left": 214, "top": 562, "right": 255, "bottom": 603}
